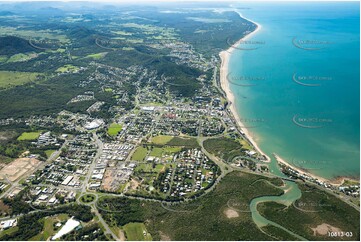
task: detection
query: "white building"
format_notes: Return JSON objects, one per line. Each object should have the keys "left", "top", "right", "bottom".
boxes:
{"left": 61, "top": 175, "right": 74, "bottom": 186}
{"left": 52, "top": 217, "right": 80, "bottom": 240}
{"left": 84, "top": 119, "right": 104, "bottom": 130}
{"left": 0, "top": 219, "right": 17, "bottom": 229}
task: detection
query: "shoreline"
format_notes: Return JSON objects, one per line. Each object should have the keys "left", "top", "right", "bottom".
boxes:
{"left": 219, "top": 13, "right": 269, "bottom": 162}
{"left": 218, "top": 12, "right": 358, "bottom": 185}
{"left": 274, "top": 153, "right": 358, "bottom": 187}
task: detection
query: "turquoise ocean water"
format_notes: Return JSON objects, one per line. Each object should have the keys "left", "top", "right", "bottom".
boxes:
{"left": 228, "top": 2, "right": 360, "bottom": 180}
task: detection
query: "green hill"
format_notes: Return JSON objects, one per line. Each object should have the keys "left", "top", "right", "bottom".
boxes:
{"left": 0, "top": 36, "right": 38, "bottom": 56}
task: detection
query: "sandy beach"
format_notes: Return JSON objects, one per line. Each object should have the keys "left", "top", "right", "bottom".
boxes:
{"left": 219, "top": 13, "right": 269, "bottom": 162}
{"left": 273, "top": 153, "right": 358, "bottom": 186}
{"left": 219, "top": 12, "right": 360, "bottom": 186}
{"left": 273, "top": 153, "right": 359, "bottom": 186}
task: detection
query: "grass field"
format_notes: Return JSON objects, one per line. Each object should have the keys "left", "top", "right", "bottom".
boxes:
{"left": 107, "top": 123, "right": 122, "bottom": 136}
{"left": 135, "top": 163, "right": 165, "bottom": 173}
{"left": 17, "top": 131, "right": 41, "bottom": 141}
{"left": 85, "top": 52, "right": 107, "bottom": 59}
{"left": 7, "top": 53, "right": 37, "bottom": 63}
{"left": 131, "top": 147, "right": 148, "bottom": 161}
{"left": 162, "top": 146, "right": 181, "bottom": 155}
{"left": 154, "top": 164, "right": 165, "bottom": 173}
{"left": 0, "top": 71, "right": 39, "bottom": 89}
{"left": 135, "top": 163, "right": 153, "bottom": 172}
{"left": 56, "top": 64, "right": 79, "bottom": 73}
{"left": 239, "top": 139, "right": 252, "bottom": 150}
{"left": 123, "top": 223, "right": 152, "bottom": 241}
{"left": 140, "top": 146, "right": 182, "bottom": 159}
{"left": 45, "top": 150, "right": 56, "bottom": 158}
{"left": 151, "top": 135, "right": 173, "bottom": 145}
{"left": 122, "top": 47, "right": 134, "bottom": 51}
{"left": 149, "top": 147, "right": 163, "bottom": 157}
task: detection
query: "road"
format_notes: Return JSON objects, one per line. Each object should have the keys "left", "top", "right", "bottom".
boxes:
{"left": 74, "top": 132, "right": 119, "bottom": 241}
{"left": 91, "top": 203, "right": 118, "bottom": 241}
{"left": 80, "top": 132, "right": 103, "bottom": 194}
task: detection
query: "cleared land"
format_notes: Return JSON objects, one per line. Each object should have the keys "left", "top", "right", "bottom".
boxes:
{"left": 311, "top": 223, "right": 342, "bottom": 236}
{"left": 0, "top": 157, "right": 41, "bottom": 182}
{"left": 224, "top": 208, "right": 239, "bottom": 218}
{"left": 100, "top": 169, "right": 126, "bottom": 192}
{"left": 0, "top": 71, "right": 39, "bottom": 89}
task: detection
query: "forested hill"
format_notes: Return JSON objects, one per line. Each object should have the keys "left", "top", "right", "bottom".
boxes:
{"left": 0, "top": 36, "right": 38, "bottom": 56}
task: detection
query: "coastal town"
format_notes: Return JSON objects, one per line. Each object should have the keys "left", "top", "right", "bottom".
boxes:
{"left": 0, "top": 2, "right": 359, "bottom": 241}
{"left": 0, "top": 47, "right": 359, "bottom": 238}
{"left": 0, "top": 53, "right": 272, "bottom": 238}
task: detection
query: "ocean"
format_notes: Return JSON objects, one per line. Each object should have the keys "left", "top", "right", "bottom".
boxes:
{"left": 228, "top": 1, "right": 360, "bottom": 180}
